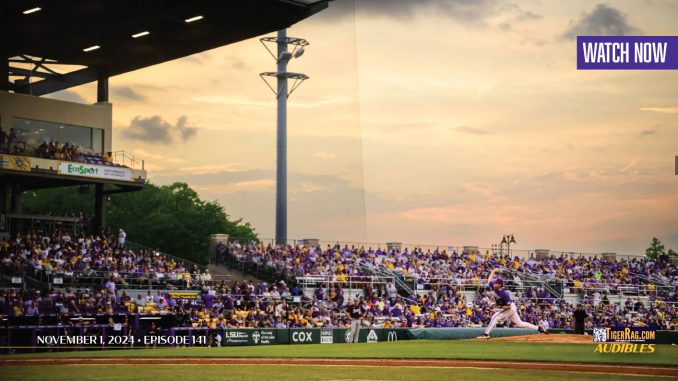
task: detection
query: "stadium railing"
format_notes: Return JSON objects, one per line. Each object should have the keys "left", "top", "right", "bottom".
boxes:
{"left": 225, "top": 237, "right": 653, "bottom": 261}
{"left": 126, "top": 240, "right": 206, "bottom": 272}
{"left": 111, "top": 150, "right": 144, "bottom": 170}
{"left": 296, "top": 274, "right": 393, "bottom": 290}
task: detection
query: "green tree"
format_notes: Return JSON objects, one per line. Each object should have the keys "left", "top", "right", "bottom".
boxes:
{"left": 669, "top": 249, "right": 678, "bottom": 257}
{"left": 645, "top": 237, "right": 665, "bottom": 260}
{"left": 21, "top": 182, "right": 257, "bottom": 264}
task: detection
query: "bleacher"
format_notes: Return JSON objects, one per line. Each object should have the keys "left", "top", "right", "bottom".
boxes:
{"left": 1, "top": 235, "right": 676, "bottom": 332}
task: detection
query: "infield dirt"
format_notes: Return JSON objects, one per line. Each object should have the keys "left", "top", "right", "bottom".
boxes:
{"left": 488, "top": 333, "right": 592, "bottom": 344}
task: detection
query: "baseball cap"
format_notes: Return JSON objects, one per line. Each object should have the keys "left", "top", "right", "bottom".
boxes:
{"left": 494, "top": 278, "right": 504, "bottom": 285}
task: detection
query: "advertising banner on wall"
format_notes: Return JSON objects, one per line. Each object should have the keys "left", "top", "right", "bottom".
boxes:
{"left": 58, "top": 162, "right": 133, "bottom": 181}
{"left": 333, "top": 328, "right": 408, "bottom": 344}
{"left": 0, "top": 155, "right": 31, "bottom": 171}
{"left": 222, "top": 329, "right": 278, "bottom": 345}
{"left": 167, "top": 292, "right": 199, "bottom": 300}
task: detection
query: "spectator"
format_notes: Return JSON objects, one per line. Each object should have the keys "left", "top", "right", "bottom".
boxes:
{"left": 118, "top": 228, "right": 126, "bottom": 248}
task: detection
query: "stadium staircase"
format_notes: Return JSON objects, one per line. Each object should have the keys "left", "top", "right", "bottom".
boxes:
{"left": 206, "top": 263, "right": 256, "bottom": 283}
{"left": 126, "top": 241, "right": 211, "bottom": 272}
{"left": 359, "top": 263, "right": 413, "bottom": 296}
{"left": 506, "top": 268, "right": 563, "bottom": 299}
{"left": 647, "top": 272, "right": 676, "bottom": 292}
{"left": 126, "top": 240, "right": 236, "bottom": 283}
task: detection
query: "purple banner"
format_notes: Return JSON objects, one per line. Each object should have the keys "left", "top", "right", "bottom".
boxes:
{"left": 577, "top": 36, "right": 678, "bottom": 70}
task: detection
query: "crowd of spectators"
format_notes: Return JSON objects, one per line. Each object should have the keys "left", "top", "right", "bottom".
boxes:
{"left": 0, "top": 127, "right": 120, "bottom": 167}
{"left": 0, "top": 230, "right": 209, "bottom": 290}
{"left": 228, "top": 242, "right": 677, "bottom": 297}
{"left": 2, "top": 278, "right": 675, "bottom": 331}
{"left": 1, "top": 236, "right": 676, "bottom": 330}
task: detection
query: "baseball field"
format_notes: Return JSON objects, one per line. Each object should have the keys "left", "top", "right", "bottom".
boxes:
{"left": 2, "top": 337, "right": 677, "bottom": 381}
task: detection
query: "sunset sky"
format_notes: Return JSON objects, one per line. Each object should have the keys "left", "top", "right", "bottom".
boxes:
{"left": 47, "top": 0, "right": 678, "bottom": 255}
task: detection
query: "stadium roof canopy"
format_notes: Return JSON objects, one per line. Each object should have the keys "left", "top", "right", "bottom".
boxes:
{"left": 0, "top": 0, "right": 329, "bottom": 96}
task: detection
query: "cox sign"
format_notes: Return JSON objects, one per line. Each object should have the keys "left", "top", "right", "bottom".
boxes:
{"left": 291, "top": 331, "right": 314, "bottom": 343}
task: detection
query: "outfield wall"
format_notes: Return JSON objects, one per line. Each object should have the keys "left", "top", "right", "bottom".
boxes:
{"left": 3, "top": 327, "right": 677, "bottom": 353}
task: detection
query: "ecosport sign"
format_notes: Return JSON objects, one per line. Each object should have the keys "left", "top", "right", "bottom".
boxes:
{"left": 58, "top": 162, "right": 133, "bottom": 181}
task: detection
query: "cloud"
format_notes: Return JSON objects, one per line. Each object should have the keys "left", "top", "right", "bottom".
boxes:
{"left": 175, "top": 116, "right": 198, "bottom": 141}
{"left": 123, "top": 115, "right": 198, "bottom": 145}
{"left": 620, "top": 158, "right": 638, "bottom": 172}
{"left": 453, "top": 126, "right": 491, "bottom": 135}
{"left": 45, "top": 90, "right": 88, "bottom": 104}
{"left": 300, "top": 181, "right": 332, "bottom": 193}
{"left": 178, "top": 163, "right": 244, "bottom": 175}
{"left": 638, "top": 124, "right": 664, "bottom": 138}
{"left": 112, "top": 86, "right": 146, "bottom": 101}
{"left": 232, "top": 179, "right": 276, "bottom": 191}
{"left": 132, "top": 148, "right": 185, "bottom": 164}
{"left": 640, "top": 107, "right": 678, "bottom": 114}
{"left": 499, "top": 9, "right": 542, "bottom": 31}
{"left": 229, "top": 57, "right": 248, "bottom": 71}
{"left": 515, "top": 11, "right": 541, "bottom": 22}
{"left": 562, "top": 4, "right": 641, "bottom": 40}
{"left": 326, "top": 0, "right": 499, "bottom": 23}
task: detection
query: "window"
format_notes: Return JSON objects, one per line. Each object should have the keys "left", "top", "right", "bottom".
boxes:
{"left": 12, "top": 118, "right": 104, "bottom": 153}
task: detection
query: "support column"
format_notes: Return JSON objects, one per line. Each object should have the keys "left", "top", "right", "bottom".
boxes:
{"left": 97, "top": 69, "right": 109, "bottom": 102}
{"left": 10, "top": 184, "right": 21, "bottom": 213}
{"left": 0, "top": 58, "right": 8, "bottom": 92}
{"left": 275, "top": 29, "right": 288, "bottom": 246}
{"left": 94, "top": 184, "right": 106, "bottom": 235}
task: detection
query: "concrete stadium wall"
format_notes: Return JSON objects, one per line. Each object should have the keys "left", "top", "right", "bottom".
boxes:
{"left": 0, "top": 91, "right": 112, "bottom": 153}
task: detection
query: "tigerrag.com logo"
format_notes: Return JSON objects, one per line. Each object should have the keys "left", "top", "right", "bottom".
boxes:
{"left": 592, "top": 327, "right": 656, "bottom": 353}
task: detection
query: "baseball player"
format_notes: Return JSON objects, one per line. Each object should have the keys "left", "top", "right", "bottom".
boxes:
{"left": 477, "top": 268, "right": 548, "bottom": 339}
{"left": 346, "top": 297, "right": 366, "bottom": 343}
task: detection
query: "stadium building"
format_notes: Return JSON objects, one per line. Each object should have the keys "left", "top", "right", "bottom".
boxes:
{"left": 1, "top": 0, "right": 328, "bottom": 239}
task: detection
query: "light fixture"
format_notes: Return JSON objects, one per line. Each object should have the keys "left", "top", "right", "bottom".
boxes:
{"left": 184, "top": 15, "right": 203, "bottom": 23}
{"left": 278, "top": 51, "right": 293, "bottom": 62}
{"left": 23, "top": 7, "right": 42, "bottom": 15}
{"left": 132, "top": 31, "right": 150, "bottom": 38}
{"left": 83, "top": 45, "right": 100, "bottom": 52}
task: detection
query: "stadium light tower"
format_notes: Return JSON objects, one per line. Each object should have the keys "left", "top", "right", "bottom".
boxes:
{"left": 500, "top": 234, "right": 517, "bottom": 256}
{"left": 260, "top": 29, "right": 310, "bottom": 246}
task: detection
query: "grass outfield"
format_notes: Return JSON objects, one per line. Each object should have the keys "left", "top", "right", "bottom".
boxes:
{"left": 5, "top": 341, "right": 678, "bottom": 366}
{"left": 1, "top": 364, "right": 673, "bottom": 381}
